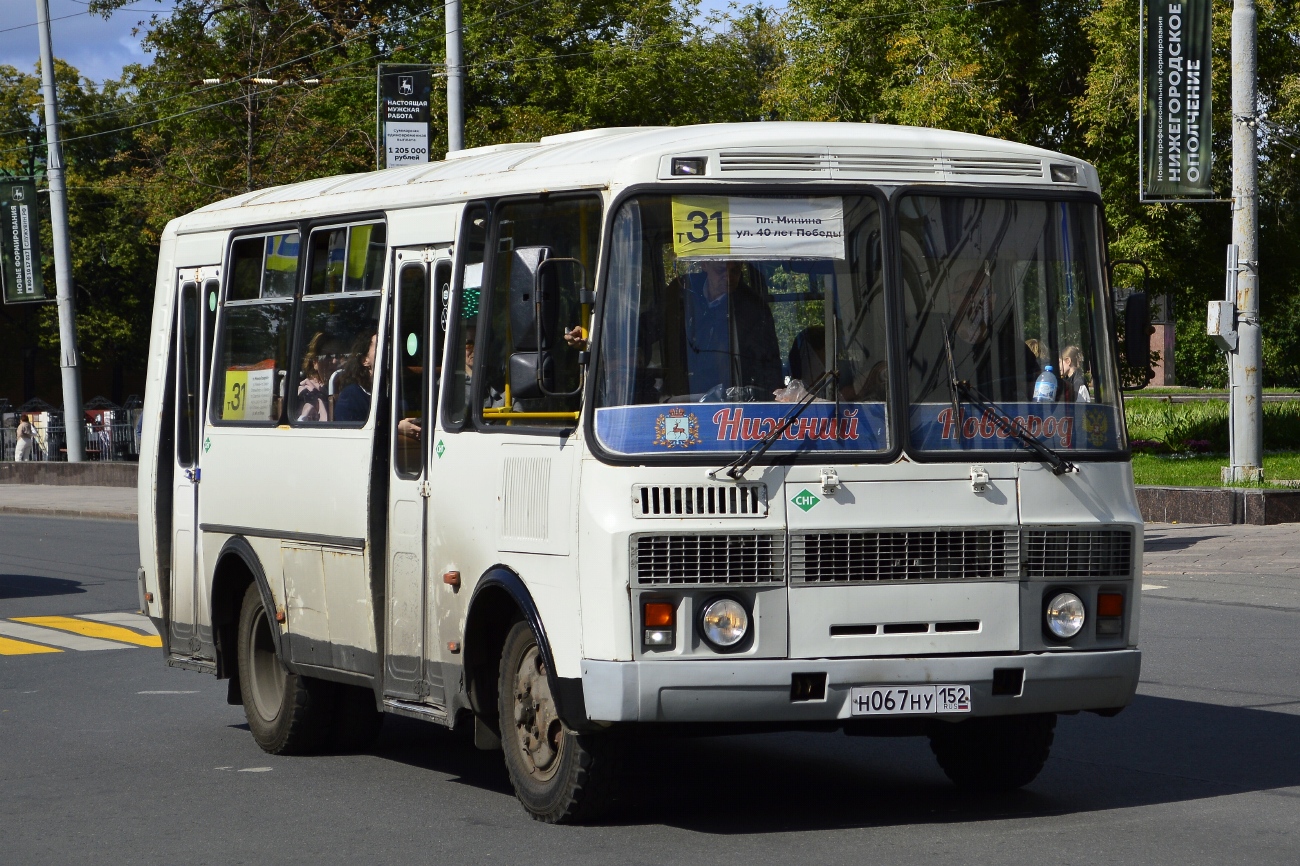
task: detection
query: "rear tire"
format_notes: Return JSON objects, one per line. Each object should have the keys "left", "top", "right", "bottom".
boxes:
{"left": 928, "top": 713, "right": 1056, "bottom": 792}
{"left": 497, "top": 621, "right": 619, "bottom": 823}
{"left": 237, "top": 583, "right": 335, "bottom": 755}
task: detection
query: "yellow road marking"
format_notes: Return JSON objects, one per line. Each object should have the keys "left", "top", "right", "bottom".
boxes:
{"left": 12, "top": 616, "right": 163, "bottom": 648}
{"left": 0, "top": 635, "right": 62, "bottom": 655}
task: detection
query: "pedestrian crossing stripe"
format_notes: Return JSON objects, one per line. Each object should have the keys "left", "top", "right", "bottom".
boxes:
{"left": 0, "top": 612, "right": 161, "bottom": 655}
{"left": 12, "top": 615, "right": 163, "bottom": 648}
{"left": 0, "top": 635, "right": 61, "bottom": 655}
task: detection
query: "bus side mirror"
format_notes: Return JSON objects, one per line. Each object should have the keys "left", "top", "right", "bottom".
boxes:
{"left": 509, "top": 254, "right": 587, "bottom": 400}
{"left": 509, "top": 246, "right": 555, "bottom": 352}
{"left": 1124, "top": 291, "right": 1152, "bottom": 370}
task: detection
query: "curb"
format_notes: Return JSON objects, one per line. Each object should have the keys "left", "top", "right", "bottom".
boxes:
{"left": 1137, "top": 485, "right": 1300, "bottom": 525}
{"left": 0, "top": 505, "right": 137, "bottom": 521}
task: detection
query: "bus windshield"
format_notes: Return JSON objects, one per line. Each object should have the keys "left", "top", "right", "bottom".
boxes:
{"left": 899, "top": 195, "right": 1125, "bottom": 453}
{"left": 593, "top": 193, "right": 890, "bottom": 456}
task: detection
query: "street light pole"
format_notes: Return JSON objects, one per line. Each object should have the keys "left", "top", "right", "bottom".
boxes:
{"left": 445, "top": 0, "right": 464, "bottom": 152}
{"left": 1228, "top": 0, "right": 1262, "bottom": 482}
{"left": 35, "top": 0, "right": 85, "bottom": 462}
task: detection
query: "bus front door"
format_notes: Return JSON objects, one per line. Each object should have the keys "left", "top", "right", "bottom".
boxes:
{"left": 169, "top": 272, "right": 217, "bottom": 656}
{"left": 384, "top": 252, "right": 448, "bottom": 705}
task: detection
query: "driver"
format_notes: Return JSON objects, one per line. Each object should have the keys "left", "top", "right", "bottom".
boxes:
{"left": 678, "top": 259, "right": 783, "bottom": 399}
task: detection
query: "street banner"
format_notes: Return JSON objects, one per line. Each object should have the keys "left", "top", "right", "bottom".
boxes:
{"left": 1143, "top": 0, "right": 1213, "bottom": 198}
{"left": 0, "top": 179, "right": 46, "bottom": 304}
{"left": 378, "top": 64, "right": 432, "bottom": 169}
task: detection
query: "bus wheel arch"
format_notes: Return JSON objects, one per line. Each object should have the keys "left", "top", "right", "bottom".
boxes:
{"left": 211, "top": 537, "right": 281, "bottom": 695}
{"left": 463, "top": 567, "right": 585, "bottom": 740}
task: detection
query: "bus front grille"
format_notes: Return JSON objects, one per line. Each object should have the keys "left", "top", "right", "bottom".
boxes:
{"left": 790, "top": 529, "right": 1020, "bottom": 583}
{"left": 633, "top": 533, "right": 786, "bottom": 585}
{"left": 1023, "top": 528, "right": 1133, "bottom": 578}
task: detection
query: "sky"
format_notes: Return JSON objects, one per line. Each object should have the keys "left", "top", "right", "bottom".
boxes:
{"left": 0, "top": 0, "right": 767, "bottom": 87}
{"left": 0, "top": 0, "right": 175, "bottom": 84}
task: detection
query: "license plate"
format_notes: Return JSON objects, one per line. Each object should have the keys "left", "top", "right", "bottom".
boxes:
{"left": 849, "top": 684, "right": 972, "bottom": 716}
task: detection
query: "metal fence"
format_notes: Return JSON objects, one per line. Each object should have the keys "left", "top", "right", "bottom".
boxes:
{"left": 0, "top": 421, "right": 140, "bottom": 462}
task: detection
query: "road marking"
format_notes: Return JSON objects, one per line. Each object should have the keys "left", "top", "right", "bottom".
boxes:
{"left": 238, "top": 767, "right": 273, "bottom": 773}
{"left": 1143, "top": 584, "right": 1168, "bottom": 591}
{"left": 80, "top": 611, "right": 159, "bottom": 636}
{"left": 137, "top": 690, "right": 199, "bottom": 695}
{"left": 0, "top": 635, "right": 62, "bottom": 655}
{"left": 0, "top": 620, "right": 128, "bottom": 651}
{"left": 12, "top": 616, "right": 163, "bottom": 648}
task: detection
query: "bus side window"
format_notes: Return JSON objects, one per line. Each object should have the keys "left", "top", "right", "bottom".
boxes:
{"left": 294, "top": 222, "right": 386, "bottom": 425}
{"left": 477, "top": 194, "right": 601, "bottom": 427}
{"left": 443, "top": 204, "right": 489, "bottom": 429}
{"left": 215, "top": 232, "right": 299, "bottom": 424}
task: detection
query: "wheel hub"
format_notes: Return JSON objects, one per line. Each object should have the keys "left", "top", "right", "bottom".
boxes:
{"left": 513, "top": 645, "right": 563, "bottom": 779}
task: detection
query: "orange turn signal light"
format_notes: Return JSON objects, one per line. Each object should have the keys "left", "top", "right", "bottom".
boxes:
{"left": 1097, "top": 592, "right": 1124, "bottom": 618}
{"left": 643, "top": 601, "right": 675, "bottom": 628}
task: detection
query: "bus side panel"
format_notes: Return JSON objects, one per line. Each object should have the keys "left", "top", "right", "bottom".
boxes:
{"left": 137, "top": 226, "right": 179, "bottom": 623}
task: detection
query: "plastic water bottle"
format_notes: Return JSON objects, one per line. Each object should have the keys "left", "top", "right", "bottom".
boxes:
{"left": 1033, "top": 365, "right": 1058, "bottom": 403}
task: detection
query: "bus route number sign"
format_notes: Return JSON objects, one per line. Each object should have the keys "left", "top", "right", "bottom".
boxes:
{"left": 671, "top": 196, "right": 845, "bottom": 260}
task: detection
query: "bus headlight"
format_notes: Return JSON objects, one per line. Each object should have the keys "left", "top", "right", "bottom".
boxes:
{"left": 1045, "top": 592, "right": 1086, "bottom": 639}
{"left": 700, "top": 597, "right": 749, "bottom": 649}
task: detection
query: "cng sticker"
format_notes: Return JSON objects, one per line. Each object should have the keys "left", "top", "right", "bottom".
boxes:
{"left": 435, "top": 439, "right": 446, "bottom": 459}
{"left": 792, "top": 489, "right": 820, "bottom": 512}
{"left": 203, "top": 437, "right": 211, "bottom": 454}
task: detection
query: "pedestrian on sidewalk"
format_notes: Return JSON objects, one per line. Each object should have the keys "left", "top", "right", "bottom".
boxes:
{"left": 14, "top": 414, "right": 35, "bottom": 461}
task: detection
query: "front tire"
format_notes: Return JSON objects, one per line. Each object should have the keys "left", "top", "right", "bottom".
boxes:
{"left": 928, "top": 713, "right": 1056, "bottom": 792}
{"left": 497, "top": 621, "right": 618, "bottom": 823}
{"left": 236, "top": 583, "right": 335, "bottom": 755}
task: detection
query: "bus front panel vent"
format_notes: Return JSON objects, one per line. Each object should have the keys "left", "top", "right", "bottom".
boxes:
{"left": 634, "top": 484, "right": 767, "bottom": 518}
{"left": 633, "top": 532, "right": 786, "bottom": 586}
{"left": 1022, "top": 528, "right": 1133, "bottom": 578}
{"left": 790, "top": 529, "right": 1020, "bottom": 583}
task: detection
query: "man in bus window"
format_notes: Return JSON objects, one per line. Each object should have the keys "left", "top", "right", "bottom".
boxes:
{"left": 675, "top": 259, "right": 782, "bottom": 400}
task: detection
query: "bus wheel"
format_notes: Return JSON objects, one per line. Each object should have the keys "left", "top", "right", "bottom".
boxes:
{"left": 497, "top": 621, "right": 617, "bottom": 823}
{"left": 928, "top": 713, "right": 1056, "bottom": 792}
{"left": 237, "top": 583, "right": 333, "bottom": 755}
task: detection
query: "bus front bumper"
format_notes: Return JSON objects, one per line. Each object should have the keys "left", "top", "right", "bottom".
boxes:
{"left": 580, "top": 649, "right": 1140, "bottom": 723}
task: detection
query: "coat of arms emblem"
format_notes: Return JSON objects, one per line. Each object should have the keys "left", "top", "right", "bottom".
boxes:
{"left": 654, "top": 408, "right": 701, "bottom": 448}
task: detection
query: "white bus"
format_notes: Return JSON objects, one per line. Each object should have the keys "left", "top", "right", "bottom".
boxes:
{"left": 138, "top": 122, "right": 1143, "bottom": 822}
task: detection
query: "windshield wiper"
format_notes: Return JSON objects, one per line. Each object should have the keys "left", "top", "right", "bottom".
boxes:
{"left": 954, "top": 379, "right": 1078, "bottom": 476}
{"left": 709, "top": 368, "right": 838, "bottom": 481}
{"left": 941, "top": 318, "right": 962, "bottom": 448}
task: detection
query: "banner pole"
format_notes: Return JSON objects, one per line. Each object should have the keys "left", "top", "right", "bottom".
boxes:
{"left": 35, "top": 0, "right": 84, "bottom": 461}
{"left": 1228, "top": 0, "right": 1262, "bottom": 482}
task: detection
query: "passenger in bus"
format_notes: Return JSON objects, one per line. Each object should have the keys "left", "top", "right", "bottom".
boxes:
{"left": 1059, "top": 345, "right": 1092, "bottom": 403}
{"left": 334, "top": 331, "right": 377, "bottom": 423}
{"left": 675, "top": 259, "right": 782, "bottom": 399}
{"left": 944, "top": 264, "right": 1040, "bottom": 400}
{"left": 296, "top": 332, "right": 345, "bottom": 422}
{"left": 463, "top": 325, "right": 504, "bottom": 408}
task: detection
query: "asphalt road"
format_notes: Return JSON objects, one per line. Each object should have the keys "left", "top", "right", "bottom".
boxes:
{"left": 2, "top": 515, "right": 1297, "bottom": 865}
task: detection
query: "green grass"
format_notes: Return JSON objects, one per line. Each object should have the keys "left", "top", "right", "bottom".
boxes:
{"left": 1135, "top": 386, "right": 1300, "bottom": 396}
{"left": 1125, "top": 399, "right": 1300, "bottom": 452}
{"left": 1132, "top": 452, "right": 1300, "bottom": 487}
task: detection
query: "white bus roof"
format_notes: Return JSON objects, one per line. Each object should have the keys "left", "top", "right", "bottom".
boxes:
{"left": 169, "top": 122, "right": 1097, "bottom": 235}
